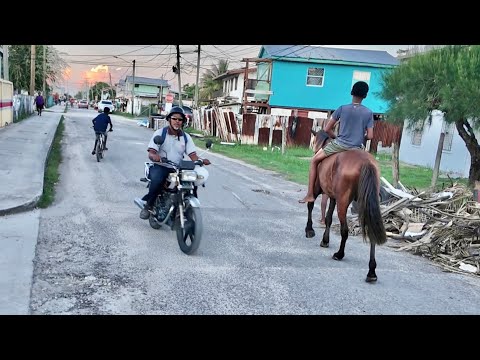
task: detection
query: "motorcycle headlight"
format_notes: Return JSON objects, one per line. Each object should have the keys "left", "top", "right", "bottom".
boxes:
{"left": 181, "top": 170, "right": 197, "bottom": 182}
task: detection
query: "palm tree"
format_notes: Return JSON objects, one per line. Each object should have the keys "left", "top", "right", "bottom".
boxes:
{"left": 199, "top": 59, "right": 229, "bottom": 102}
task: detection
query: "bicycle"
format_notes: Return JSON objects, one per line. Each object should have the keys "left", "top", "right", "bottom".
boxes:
{"left": 95, "top": 131, "right": 106, "bottom": 162}
{"left": 92, "top": 128, "right": 113, "bottom": 162}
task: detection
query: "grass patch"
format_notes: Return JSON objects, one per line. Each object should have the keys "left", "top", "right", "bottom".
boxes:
{"left": 114, "top": 112, "right": 138, "bottom": 120}
{"left": 191, "top": 135, "right": 468, "bottom": 191}
{"left": 37, "top": 116, "right": 64, "bottom": 208}
{"left": 374, "top": 152, "right": 468, "bottom": 191}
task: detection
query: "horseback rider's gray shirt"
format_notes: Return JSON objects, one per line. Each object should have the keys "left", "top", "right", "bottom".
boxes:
{"left": 331, "top": 103, "right": 374, "bottom": 147}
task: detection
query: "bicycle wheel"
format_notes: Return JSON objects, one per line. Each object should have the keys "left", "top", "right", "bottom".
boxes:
{"left": 96, "top": 137, "right": 102, "bottom": 162}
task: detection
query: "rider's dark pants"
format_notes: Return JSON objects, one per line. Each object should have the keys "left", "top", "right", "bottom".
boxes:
{"left": 93, "top": 131, "right": 108, "bottom": 150}
{"left": 142, "top": 165, "right": 173, "bottom": 207}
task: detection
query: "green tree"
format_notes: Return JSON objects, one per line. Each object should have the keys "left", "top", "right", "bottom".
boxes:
{"left": 379, "top": 45, "right": 480, "bottom": 185}
{"left": 199, "top": 59, "right": 229, "bottom": 102}
{"left": 8, "top": 45, "right": 68, "bottom": 94}
{"left": 89, "top": 82, "right": 115, "bottom": 101}
{"left": 182, "top": 83, "right": 196, "bottom": 100}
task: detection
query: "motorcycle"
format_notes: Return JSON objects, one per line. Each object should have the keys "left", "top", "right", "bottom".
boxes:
{"left": 134, "top": 138, "right": 212, "bottom": 255}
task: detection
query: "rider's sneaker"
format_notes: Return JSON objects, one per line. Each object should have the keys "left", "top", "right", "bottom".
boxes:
{"left": 104, "top": 147, "right": 108, "bottom": 151}
{"left": 140, "top": 205, "right": 151, "bottom": 220}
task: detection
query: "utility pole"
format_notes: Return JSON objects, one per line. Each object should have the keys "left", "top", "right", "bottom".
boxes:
{"left": 42, "top": 45, "right": 46, "bottom": 96}
{"left": 194, "top": 45, "right": 201, "bottom": 108}
{"left": 176, "top": 45, "right": 182, "bottom": 107}
{"left": 131, "top": 59, "right": 135, "bottom": 116}
{"left": 109, "top": 72, "right": 113, "bottom": 100}
{"left": 2, "top": 45, "right": 9, "bottom": 81}
{"left": 30, "top": 45, "right": 36, "bottom": 95}
{"left": 431, "top": 131, "right": 446, "bottom": 191}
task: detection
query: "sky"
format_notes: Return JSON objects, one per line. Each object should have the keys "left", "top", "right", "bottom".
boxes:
{"left": 52, "top": 45, "right": 412, "bottom": 95}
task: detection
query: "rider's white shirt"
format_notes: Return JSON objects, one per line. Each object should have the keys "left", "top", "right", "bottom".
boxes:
{"left": 147, "top": 128, "right": 196, "bottom": 165}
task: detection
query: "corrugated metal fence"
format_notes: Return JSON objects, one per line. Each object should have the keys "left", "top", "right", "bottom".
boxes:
{"left": 194, "top": 107, "right": 402, "bottom": 151}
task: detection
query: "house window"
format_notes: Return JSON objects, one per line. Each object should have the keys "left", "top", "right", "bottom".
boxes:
{"left": 442, "top": 121, "right": 455, "bottom": 151}
{"left": 307, "top": 67, "right": 325, "bottom": 87}
{"left": 230, "top": 79, "right": 233, "bottom": 91}
{"left": 411, "top": 123, "right": 424, "bottom": 146}
{"left": 352, "top": 71, "right": 371, "bottom": 88}
{"left": 234, "top": 76, "right": 238, "bottom": 91}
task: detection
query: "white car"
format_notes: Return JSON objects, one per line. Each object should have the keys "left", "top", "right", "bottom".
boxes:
{"left": 97, "top": 100, "right": 115, "bottom": 113}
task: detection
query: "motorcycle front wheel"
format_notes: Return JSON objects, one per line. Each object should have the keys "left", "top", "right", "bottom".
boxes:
{"left": 176, "top": 206, "right": 202, "bottom": 255}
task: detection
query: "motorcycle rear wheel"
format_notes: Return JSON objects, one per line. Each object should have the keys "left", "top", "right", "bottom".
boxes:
{"left": 176, "top": 206, "right": 202, "bottom": 255}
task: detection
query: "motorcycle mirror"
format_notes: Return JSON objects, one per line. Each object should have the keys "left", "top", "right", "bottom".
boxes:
{"left": 153, "top": 135, "right": 164, "bottom": 145}
{"left": 205, "top": 139, "right": 213, "bottom": 149}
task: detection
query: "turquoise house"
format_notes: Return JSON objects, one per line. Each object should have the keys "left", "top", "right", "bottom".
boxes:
{"left": 255, "top": 45, "right": 399, "bottom": 115}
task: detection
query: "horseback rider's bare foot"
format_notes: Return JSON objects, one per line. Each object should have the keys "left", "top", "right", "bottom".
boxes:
{"left": 298, "top": 195, "right": 315, "bottom": 203}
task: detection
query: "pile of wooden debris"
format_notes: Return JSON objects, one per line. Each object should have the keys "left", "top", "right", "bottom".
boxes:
{"left": 345, "top": 178, "right": 480, "bottom": 277}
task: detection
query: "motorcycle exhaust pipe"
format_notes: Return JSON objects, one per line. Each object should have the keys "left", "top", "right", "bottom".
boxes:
{"left": 134, "top": 198, "right": 146, "bottom": 210}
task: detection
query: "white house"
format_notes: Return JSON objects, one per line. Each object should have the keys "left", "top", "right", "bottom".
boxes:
{"left": 213, "top": 67, "right": 257, "bottom": 113}
{"left": 399, "top": 110, "right": 472, "bottom": 178}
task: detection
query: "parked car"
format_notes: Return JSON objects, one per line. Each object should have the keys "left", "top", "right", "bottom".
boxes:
{"left": 97, "top": 100, "right": 115, "bottom": 113}
{"left": 78, "top": 99, "right": 89, "bottom": 109}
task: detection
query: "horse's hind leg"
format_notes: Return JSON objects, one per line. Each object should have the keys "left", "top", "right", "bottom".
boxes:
{"left": 305, "top": 185, "right": 322, "bottom": 238}
{"left": 320, "top": 198, "right": 336, "bottom": 248}
{"left": 332, "top": 201, "right": 349, "bottom": 260}
{"left": 366, "top": 243, "right": 378, "bottom": 282}
{"left": 305, "top": 201, "right": 316, "bottom": 238}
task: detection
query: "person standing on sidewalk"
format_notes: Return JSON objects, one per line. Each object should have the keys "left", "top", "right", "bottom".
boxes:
{"left": 34, "top": 92, "right": 45, "bottom": 116}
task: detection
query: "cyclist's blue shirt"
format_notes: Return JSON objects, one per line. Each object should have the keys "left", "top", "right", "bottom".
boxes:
{"left": 92, "top": 113, "right": 112, "bottom": 132}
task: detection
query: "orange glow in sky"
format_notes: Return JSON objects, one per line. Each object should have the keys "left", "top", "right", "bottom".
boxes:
{"left": 80, "top": 65, "right": 114, "bottom": 85}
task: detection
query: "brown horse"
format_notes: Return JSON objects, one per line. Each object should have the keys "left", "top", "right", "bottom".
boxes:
{"left": 304, "top": 130, "right": 386, "bottom": 282}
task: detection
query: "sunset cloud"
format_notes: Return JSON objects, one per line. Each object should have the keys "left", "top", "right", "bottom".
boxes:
{"left": 90, "top": 65, "right": 109, "bottom": 73}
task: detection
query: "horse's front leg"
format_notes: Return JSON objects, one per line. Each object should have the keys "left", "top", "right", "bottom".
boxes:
{"left": 332, "top": 202, "right": 348, "bottom": 260}
{"left": 320, "top": 198, "right": 336, "bottom": 248}
{"left": 366, "top": 243, "right": 378, "bottom": 282}
{"left": 305, "top": 201, "right": 315, "bottom": 238}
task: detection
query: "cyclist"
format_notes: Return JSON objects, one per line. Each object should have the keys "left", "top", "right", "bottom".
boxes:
{"left": 92, "top": 107, "right": 113, "bottom": 155}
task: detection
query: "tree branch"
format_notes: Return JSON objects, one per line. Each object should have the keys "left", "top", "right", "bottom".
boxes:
{"left": 455, "top": 118, "right": 479, "bottom": 150}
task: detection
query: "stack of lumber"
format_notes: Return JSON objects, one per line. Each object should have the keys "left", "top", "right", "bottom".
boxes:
{"left": 343, "top": 179, "right": 480, "bottom": 276}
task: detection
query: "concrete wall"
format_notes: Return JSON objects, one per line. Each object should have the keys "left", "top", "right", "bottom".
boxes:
{"left": 399, "top": 110, "right": 471, "bottom": 178}
{"left": 0, "top": 79, "right": 13, "bottom": 127}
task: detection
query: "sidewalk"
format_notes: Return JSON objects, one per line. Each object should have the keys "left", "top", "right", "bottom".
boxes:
{"left": 0, "top": 105, "right": 65, "bottom": 216}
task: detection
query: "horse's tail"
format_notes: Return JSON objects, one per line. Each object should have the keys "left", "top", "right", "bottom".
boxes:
{"left": 357, "top": 162, "right": 387, "bottom": 245}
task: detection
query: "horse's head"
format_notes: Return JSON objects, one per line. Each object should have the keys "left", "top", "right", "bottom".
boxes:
{"left": 311, "top": 129, "right": 331, "bottom": 154}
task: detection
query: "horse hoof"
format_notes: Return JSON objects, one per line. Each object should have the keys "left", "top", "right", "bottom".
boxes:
{"left": 320, "top": 241, "right": 329, "bottom": 248}
{"left": 332, "top": 253, "right": 344, "bottom": 260}
{"left": 306, "top": 230, "right": 315, "bottom": 238}
{"left": 365, "top": 276, "right": 378, "bottom": 283}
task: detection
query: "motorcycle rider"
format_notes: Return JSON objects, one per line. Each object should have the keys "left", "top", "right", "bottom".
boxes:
{"left": 138, "top": 106, "right": 211, "bottom": 220}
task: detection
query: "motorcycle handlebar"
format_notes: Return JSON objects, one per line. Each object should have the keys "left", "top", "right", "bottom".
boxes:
{"left": 159, "top": 158, "right": 204, "bottom": 167}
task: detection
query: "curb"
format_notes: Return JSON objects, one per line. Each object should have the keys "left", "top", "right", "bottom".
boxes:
{"left": 0, "top": 115, "right": 63, "bottom": 217}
